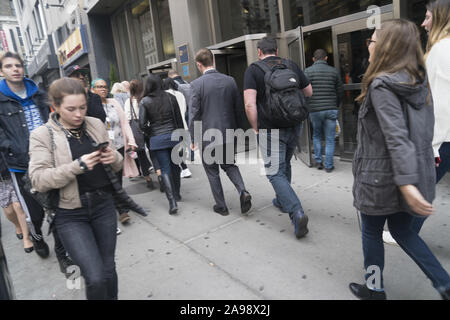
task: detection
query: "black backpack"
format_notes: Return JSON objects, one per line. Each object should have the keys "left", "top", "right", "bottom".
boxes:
{"left": 255, "top": 59, "right": 308, "bottom": 128}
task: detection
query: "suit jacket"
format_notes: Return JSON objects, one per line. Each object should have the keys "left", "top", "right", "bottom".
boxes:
{"left": 189, "top": 69, "right": 243, "bottom": 146}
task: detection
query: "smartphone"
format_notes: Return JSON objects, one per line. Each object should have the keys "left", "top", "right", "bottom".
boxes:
{"left": 93, "top": 142, "right": 109, "bottom": 152}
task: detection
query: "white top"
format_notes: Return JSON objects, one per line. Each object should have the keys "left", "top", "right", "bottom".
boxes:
{"left": 426, "top": 37, "right": 450, "bottom": 157}
{"left": 166, "top": 89, "right": 188, "bottom": 130}
{"left": 124, "top": 97, "right": 139, "bottom": 121}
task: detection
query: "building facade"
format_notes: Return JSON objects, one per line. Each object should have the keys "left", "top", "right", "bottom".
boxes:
{"left": 0, "top": 0, "right": 26, "bottom": 59}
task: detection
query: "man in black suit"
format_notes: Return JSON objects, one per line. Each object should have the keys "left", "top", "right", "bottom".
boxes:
{"left": 189, "top": 48, "right": 252, "bottom": 216}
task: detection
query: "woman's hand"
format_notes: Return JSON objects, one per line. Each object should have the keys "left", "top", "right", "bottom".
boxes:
{"left": 100, "top": 147, "right": 116, "bottom": 165}
{"left": 80, "top": 151, "right": 101, "bottom": 171}
{"left": 399, "top": 185, "right": 434, "bottom": 216}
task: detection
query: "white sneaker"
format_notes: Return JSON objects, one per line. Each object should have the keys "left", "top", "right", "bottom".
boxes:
{"left": 116, "top": 227, "right": 122, "bottom": 235}
{"left": 382, "top": 231, "right": 398, "bottom": 246}
{"left": 181, "top": 168, "right": 192, "bottom": 178}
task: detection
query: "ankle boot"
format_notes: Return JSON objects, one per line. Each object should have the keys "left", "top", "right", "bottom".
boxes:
{"left": 161, "top": 173, "right": 178, "bottom": 215}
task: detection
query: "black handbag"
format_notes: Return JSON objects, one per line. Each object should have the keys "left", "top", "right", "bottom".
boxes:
{"left": 21, "top": 125, "right": 59, "bottom": 235}
{"left": 129, "top": 99, "right": 145, "bottom": 151}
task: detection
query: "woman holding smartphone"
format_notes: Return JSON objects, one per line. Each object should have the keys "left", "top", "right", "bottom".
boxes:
{"left": 28, "top": 78, "right": 123, "bottom": 300}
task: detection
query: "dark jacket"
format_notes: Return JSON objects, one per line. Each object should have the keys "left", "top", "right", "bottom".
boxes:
{"left": 139, "top": 92, "right": 184, "bottom": 137}
{"left": 189, "top": 69, "right": 242, "bottom": 146}
{"left": 353, "top": 71, "right": 436, "bottom": 216}
{"left": 87, "top": 91, "right": 107, "bottom": 123}
{"left": 304, "top": 60, "right": 344, "bottom": 112}
{"left": 0, "top": 89, "right": 50, "bottom": 171}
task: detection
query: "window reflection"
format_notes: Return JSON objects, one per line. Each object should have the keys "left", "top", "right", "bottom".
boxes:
{"left": 337, "top": 29, "right": 372, "bottom": 84}
{"left": 284, "top": 0, "right": 392, "bottom": 30}
{"left": 156, "top": 0, "right": 175, "bottom": 59}
{"left": 216, "top": 0, "right": 280, "bottom": 41}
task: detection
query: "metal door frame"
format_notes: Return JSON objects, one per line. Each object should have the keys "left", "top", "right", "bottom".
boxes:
{"left": 331, "top": 11, "right": 394, "bottom": 160}
{"left": 279, "top": 27, "right": 314, "bottom": 167}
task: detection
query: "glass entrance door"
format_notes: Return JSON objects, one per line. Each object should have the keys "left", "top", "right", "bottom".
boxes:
{"left": 331, "top": 12, "right": 393, "bottom": 160}
{"left": 284, "top": 27, "right": 313, "bottom": 167}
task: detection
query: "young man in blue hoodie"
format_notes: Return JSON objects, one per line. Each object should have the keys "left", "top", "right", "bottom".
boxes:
{"left": 0, "top": 52, "right": 72, "bottom": 273}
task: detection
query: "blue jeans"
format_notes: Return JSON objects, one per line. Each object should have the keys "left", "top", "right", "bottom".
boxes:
{"left": 259, "top": 126, "right": 305, "bottom": 215}
{"left": 55, "top": 190, "right": 118, "bottom": 300}
{"left": 411, "top": 142, "right": 450, "bottom": 233}
{"left": 361, "top": 212, "right": 450, "bottom": 294}
{"left": 309, "top": 110, "right": 338, "bottom": 169}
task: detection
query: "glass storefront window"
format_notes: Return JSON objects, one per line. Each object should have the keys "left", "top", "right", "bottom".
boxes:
{"left": 155, "top": 0, "right": 175, "bottom": 60}
{"left": 132, "top": 1, "right": 158, "bottom": 67}
{"left": 215, "top": 0, "right": 280, "bottom": 42}
{"left": 283, "top": 0, "right": 392, "bottom": 30}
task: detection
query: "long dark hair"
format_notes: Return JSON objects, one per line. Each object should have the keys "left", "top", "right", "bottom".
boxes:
{"left": 141, "top": 74, "right": 170, "bottom": 116}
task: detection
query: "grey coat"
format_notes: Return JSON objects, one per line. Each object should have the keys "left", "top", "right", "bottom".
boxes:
{"left": 189, "top": 69, "right": 242, "bottom": 146}
{"left": 353, "top": 71, "right": 436, "bottom": 216}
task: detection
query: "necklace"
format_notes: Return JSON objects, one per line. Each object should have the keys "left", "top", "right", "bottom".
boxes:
{"left": 67, "top": 127, "right": 83, "bottom": 142}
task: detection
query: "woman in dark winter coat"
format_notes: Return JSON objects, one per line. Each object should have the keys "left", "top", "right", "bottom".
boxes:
{"left": 349, "top": 19, "right": 450, "bottom": 300}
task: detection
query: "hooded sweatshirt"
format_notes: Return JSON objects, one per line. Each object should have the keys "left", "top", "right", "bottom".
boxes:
{"left": 0, "top": 78, "right": 44, "bottom": 133}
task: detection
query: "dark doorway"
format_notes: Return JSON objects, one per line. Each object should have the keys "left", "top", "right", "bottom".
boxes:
{"left": 303, "top": 28, "right": 334, "bottom": 68}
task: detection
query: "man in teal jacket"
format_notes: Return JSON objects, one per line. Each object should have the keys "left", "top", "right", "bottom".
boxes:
{"left": 305, "top": 49, "right": 344, "bottom": 173}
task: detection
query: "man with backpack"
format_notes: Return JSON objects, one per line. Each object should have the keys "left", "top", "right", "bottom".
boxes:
{"left": 244, "top": 37, "right": 313, "bottom": 239}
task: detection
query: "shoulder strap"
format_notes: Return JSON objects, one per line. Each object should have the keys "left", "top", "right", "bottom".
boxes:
{"left": 45, "top": 124, "right": 56, "bottom": 167}
{"left": 254, "top": 60, "right": 272, "bottom": 74}
{"left": 130, "top": 99, "right": 138, "bottom": 121}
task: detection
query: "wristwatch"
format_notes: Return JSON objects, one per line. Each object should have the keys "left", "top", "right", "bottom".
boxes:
{"left": 77, "top": 158, "right": 88, "bottom": 172}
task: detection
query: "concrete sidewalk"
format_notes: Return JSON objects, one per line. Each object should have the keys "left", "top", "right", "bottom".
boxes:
{"left": 2, "top": 154, "right": 450, "bottom": 300}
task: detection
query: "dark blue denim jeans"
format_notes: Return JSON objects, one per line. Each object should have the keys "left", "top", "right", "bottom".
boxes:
{"left": 55, "top": 191, "right": 118, "bottom": 300}
{"left": 411, "top": 142, "right": 450, "bottom": 233}
{"left": 361, "top": 212, "right": 450, "bottom": 294}
{"left": 309, "top": 110, "right": 338, "bottom": 169}
{"left": 259, "top": 126, "right": 305, "bottom": 215}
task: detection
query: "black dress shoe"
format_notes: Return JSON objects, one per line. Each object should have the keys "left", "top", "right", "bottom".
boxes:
{"left": 16, "top": 233, "right": 23, "bottom": 240}
{"left": 349, "top": 283, "right": 387, "bottom": 300}
{"left": 316, "top": 163, "right": 324, "bottom": 170}
{"left": 33, "top": 238, "right": 50, "bottom": 259}
{"left": 24, "top": 247, "right": 34, "bottom": 254}
{"left": 240, "top": 191, "right": 252, "bottom": 215}
{"left": 325, "top": 166, "right": 335, "bottom": 173}
{"left": 214, "top": 205, "right": 229, "bottom": 216}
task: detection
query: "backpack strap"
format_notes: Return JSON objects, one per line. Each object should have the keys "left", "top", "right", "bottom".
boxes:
{"left": 254, "top": 60, "right": 272, "bottom": 75}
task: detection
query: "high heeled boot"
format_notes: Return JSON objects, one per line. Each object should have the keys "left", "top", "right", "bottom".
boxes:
{"left": 161, "top": 173, "right": 178, "bottom": 215}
